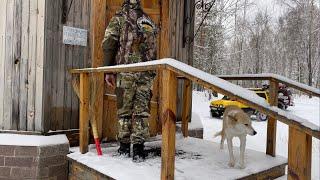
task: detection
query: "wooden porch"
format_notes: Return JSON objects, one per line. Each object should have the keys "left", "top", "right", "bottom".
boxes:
{"left": 68, "top": 137, "right": 287, "bottom": 180}
{"left": 69, "top": 59, "right": 320, "bottom": 180}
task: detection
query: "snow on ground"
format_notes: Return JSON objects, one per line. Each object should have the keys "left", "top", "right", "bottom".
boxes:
{"left": 69, "top": 136, "right": 286, "bottom": 180}
{"left": 192, "top": 91, "right": 320, "bottom": 180}
{"left": 0, "top": 134, "right": 69, "bottom": 146}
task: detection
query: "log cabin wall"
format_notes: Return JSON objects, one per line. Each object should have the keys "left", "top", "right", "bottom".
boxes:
{"left": 0, "top": 0, "right": 46, "bottom": 132}
{"left": 169, "top": 0, "right": 195, "bottom": 65}
{"left": 168, "top": 0, "right": 195, "bottom": 122}
{"left": 0, "top": 0, "right": 195, "bottom": 134}
{"left": 0, "top": 0, "right": 90, "bottom": 132}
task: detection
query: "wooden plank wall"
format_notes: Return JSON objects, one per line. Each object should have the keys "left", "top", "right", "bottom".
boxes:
{"left": 169, "top": 0, "right": 195, "bottom": 122}
{"left": 0, "top": 0, "right": 45, "bottom": 132}
{"left": 43, "top": 0, "right": 91, "bottom": 132}
{"left": 0, "top": 0, "right": 195, "bottom": 133}
{"left": 0, "top": 0, "right": 8, "bottom": 130}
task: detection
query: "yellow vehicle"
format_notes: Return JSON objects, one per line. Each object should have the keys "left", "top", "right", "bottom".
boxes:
{"left": 210, "top": 88, "right": 270, "bottom": 121}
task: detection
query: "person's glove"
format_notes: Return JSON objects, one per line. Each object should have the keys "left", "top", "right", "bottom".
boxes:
{"left": 105, "top": 74, "right": 116, "bottom": 88}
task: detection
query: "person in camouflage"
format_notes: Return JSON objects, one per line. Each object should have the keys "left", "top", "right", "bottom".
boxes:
{"left": 102, "top": 0, "right": 158, "bottom": 162}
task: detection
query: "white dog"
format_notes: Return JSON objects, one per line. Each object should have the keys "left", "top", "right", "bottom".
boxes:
{"left": 215, "top": 105, "right": 257, "bottom": 169}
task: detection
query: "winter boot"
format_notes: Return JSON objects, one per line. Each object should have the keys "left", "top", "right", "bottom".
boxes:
{"left": 132, "top": 143, "right": 145, "bottom": 162}
{"left": 118, "top": 142, "right": 130, "bottom": 157}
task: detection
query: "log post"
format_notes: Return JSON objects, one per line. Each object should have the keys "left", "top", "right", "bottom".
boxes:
{"left": 90, "top": 0, "right": 107, "bottom": 139}
{"left": 288, "top": 127, "right": 312, "bottom": 180}
{"left": 266, "top": 79, "right": 278, "bottom": 156}
{"left": 90, "top": 72, "right": 105, "bottom": 140}
{"left": 160, "top": 69, "right": 177, "bottom": 180}
{"left": 181, "top": 78, "right": 192, "bottom": 137}
{"left": 80, "top": 73, "right": 90, "bottom": 154}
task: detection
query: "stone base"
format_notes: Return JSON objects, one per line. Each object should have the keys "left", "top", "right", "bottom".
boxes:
{"left": 176, "top": 125, "right": 204, "bottom": 139}
{"left": 187, "top": 128, "right": 203, "bottom": 139}
{"left": 0, "top": 135, "right": 69, "bottom": 180}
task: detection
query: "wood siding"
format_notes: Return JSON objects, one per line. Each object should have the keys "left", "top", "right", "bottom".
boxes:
{"left": 0, "top": 0, "right": 45, "bottom": 132}
{"left": 168, "top": 0, "right": 195, "bottom": 122}
{"left": 0, "top": 0, "right": 195, "bottom": 134}
{"left": 42, "top": 0, "right": 91, "bottom": 132}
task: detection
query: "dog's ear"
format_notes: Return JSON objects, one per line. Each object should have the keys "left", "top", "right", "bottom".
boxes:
{"left": 228, "top": 115, "right": 237, "bottom": 121}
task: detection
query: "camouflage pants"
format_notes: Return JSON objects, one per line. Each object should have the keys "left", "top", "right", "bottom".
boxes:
{"left": 116, "top": 71, "right": 155, "bottom": 144}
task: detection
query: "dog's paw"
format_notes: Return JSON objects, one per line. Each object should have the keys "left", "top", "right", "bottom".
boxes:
{"left": 228, "top": 161, "right": 235, "bottom": 167}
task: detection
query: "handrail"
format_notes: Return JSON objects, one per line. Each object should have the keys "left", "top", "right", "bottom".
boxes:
{"left": 218, "top": 74, "right": 320, "bottom": 97}
{"left": 70, "top": 58, "right": 320, "bottom": 139}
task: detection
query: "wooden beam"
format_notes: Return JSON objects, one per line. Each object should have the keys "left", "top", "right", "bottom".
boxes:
{"left": 35, "top": 0, "right": 46, "bottom": 132}
{"left": 288, "top": 127, "right": 312, "bottom": 180}
{"left": 12, "top": 0, "right": 22, "bottom": 130}
{"left": 90, "top": 0, "right": 106, "bottom": 68}
{"left": 27, "top": 0, "right": 38, "bottom": 131}
{"left": 160, "top": 69, "right": 177, "bottom": 180}
{"left": 19, "top": 0, "right": 30, "bottom": 131}
{"left": 90, "top": 72, "right": 104, "bottom": 139}
{"left": 90, "top": 0, "right": 107, "bottom": 138}
{"left": 80, "top": 73, "right": 90, "bottom": 154}
{"left": 266, "top": 79, "right": 278, "bottom": 156}
{"left": 160, "top": 0, "right": 170, "bottom": 58}
{"left": 0, "top": 0, "right": 7, "bottom": 129}
{"left": 3, "top": 0, "right": 14, "bottom": 130}
{"left": 181, "top": 79, "right": 192, "bottom": 137}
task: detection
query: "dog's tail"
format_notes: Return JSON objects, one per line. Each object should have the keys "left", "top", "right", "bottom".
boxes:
{"left": 214, "top": 131, "right": 222, "bottom": 138}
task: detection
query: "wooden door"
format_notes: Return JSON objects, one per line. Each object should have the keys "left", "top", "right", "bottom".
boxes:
{"left": 103, "top": 0, "right": 161, "bottom": 141}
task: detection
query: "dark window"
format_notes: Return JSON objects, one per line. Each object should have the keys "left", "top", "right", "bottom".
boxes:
{"left": 222, "top": 96, "right": 230, "bottom": 100}
{"left": 256, "top": 93, "right": 267, "bottom": 99}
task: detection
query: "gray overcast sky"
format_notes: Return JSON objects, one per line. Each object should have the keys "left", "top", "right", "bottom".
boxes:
{"left": 247, "top": 0, "right": 319, "bottom": 23}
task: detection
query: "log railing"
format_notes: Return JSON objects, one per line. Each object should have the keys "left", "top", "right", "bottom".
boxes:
{"left": 70, "top": 58, "right": 320, "bottom": 180}
{"left": 217, "top": 74, "right": 320, "bottom": 97}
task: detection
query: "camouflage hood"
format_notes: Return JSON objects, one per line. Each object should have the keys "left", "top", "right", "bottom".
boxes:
{"left": 116, "top": 1, "right": 158, "bottom": 64}
{"left": 102, "top": 0, "right": 158, "bottom": 66}
{"left": 123, "top": 0, "right": 141, "bottom": 10}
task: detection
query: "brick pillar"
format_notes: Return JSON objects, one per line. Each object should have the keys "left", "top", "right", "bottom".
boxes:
{"left": 0, "top": 140, "right": 69, "bottom": 179}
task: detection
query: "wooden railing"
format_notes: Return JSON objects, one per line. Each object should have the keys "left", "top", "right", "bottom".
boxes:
{"left": 218, "top": 74, "right": 320, "bottom": 97}
{"left": 70, "top": 59, "right": 320, "bottom": 180}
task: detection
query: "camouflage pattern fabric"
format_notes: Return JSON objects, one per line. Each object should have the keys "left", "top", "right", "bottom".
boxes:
{"left": 102, "top": 1, "right": 158, "bottom": 66}
{"left": 116, "top": 72, "right": 155, "bottom": 144}
{"left": 102, "top": 1, "right": 158, "bottom": 145}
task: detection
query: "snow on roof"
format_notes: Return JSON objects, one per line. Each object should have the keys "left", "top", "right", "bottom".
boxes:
{"left": 0, "top": 134, "right": 69, "bottom": 146}
{"left": 68, "top": 137, "right": 287, "bottom": 180}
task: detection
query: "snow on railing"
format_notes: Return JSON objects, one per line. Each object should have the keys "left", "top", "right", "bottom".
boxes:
{"left": 218, "top": 73, "right": 320, "bottom": 97}
{"left": 70, "top": 58, "right": 320, "bottom": 138}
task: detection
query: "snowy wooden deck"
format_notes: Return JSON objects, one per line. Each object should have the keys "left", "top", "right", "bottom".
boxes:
{"left": 68, "top": 137, "right": 287, "bottom": 180}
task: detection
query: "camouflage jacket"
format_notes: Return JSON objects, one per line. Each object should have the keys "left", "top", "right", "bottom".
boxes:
{"left": 102, "top": 4, "right": 158, "bottom": 66}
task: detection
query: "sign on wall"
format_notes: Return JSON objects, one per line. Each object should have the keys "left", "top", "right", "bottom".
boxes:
{"left": 63, "top": 26, "right": 88, "bottom": 47}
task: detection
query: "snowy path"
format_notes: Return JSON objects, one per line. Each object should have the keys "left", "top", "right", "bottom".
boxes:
{"left": 192, "top": 91, "right": 320, "bottom": 180}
